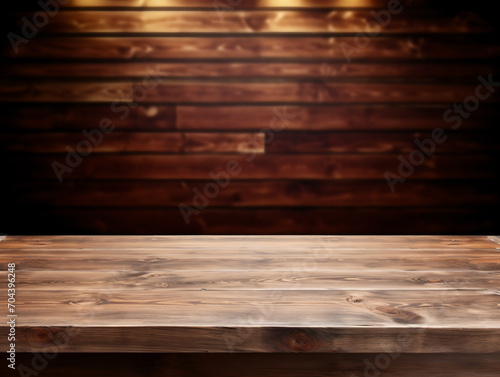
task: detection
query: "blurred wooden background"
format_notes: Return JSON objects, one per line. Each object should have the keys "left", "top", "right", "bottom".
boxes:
{"left": 0, "top": 0, "right": 498, "bottom": 234}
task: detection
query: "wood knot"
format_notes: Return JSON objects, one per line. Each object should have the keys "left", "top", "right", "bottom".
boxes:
{"left": 69, "top": 297, "right": 109, "bottom": 306}
{"left": 412, "top": 276, "right": 447, "bottom": 285}
{"left": 279, "top": 329, "right": 322, "bottom": 352}
{"left": 25, "top": 327, "right": 58, "bottom": 345}
{"left": 142, "top": 106, "right": 159, "bottom": 117}
{"left": 24, "top": 327, "right": 76, "bottom": 348}
{"left": 346, "top": 296, "right": 364, "bottom": 304}
{"left": 373, "top": 305, "right": 424, "bottom": 324}
{"left": 244, "top": 14, "right": 269, "bottom": 31}
{"left": 27, "top": 327, "right": 54, "bottom": 343}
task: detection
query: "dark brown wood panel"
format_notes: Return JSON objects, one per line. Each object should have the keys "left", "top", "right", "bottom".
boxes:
{"left": 5, "top": 154, "right": 497, "bottom": 180}
{"left": 266, "top": 132, "right": 500, "bottom": 153}
{"left": 176, "top": 105, "right": 499, "bottom": 130}
{"left": 3, "top": 82, "right": 497, "bottom": 103}
{"left": 3, "top": 62, "right": 497, "bottom": 79}
{"left": 6, "top": 37, "right": 499, "bottom": 59}
{"left": 2, "top": 131, "right": 497, "bottom": 154}
{"left": 139, "top": 82, "right": 500, "bottom": 103}
{"left": 4, "top": 105, "right": 497, "bottom": 131}
{"left": 7, "top": 180, "right": 499, "bottom": 207}
{"left": 2, "top": 105, "right": 177, "bottom": 130}
{"left": 1, "top": 2, "right": 499, "bottom": 235}
{"left": 0, "top": 208, "right": 497, "bottom": 234}
{"left": 0, "top": 82, "right": 132, "bottom": 102}
{"left": 0, "top": 132, "right": 265, "bottom": 153}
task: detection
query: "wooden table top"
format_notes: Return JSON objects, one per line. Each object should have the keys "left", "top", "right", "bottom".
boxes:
{"left": 1, "top": 235, "right": 499, "bottom": 353}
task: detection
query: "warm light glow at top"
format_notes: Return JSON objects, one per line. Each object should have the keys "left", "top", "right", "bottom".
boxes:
{"left": 65, "top": 0, "right": 380, "bottom": 8}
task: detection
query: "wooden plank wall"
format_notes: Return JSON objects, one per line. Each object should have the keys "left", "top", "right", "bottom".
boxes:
{"left": 0, "top": 0, "right": 499, "bottom": 235}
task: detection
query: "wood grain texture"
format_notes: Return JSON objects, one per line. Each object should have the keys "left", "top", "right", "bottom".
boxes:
{"left": 6, "top": 180, "right": 499, "bottom": 207}
{"left": 0, "top": 82, "right": 132, "bottom": 103}
{"left": 176, "top": 105, "right": 499, "bottom": 130}
{"left": 7, "top": 37, "right": 500, "bottom": 59}
{"left": 2, "top": 235, "right": 498, "bottom": 249}
{"left": 3, "top": 253, "right": 500, "bottom": 272}
{"left": 1, "top": 2, "right": 499, "bottom": 237}
{"left": 3, "top": 82, "right": 495, "bottom": 104}
{"left": 3, "top": 269, "right": 500, "bottom": 290}
{"left": 27, "top": 10, "right": 493, "bottom": 34}
{"left": 2, "top": 105, "right": 177, "bottom": 130}
{"left": 4, "top": 154, "right": 497, "bottom": 179}
{"left": 7, "top": 290, "right": 500, "bottom": 328}
{"left": 0, "top": 132, "right": 264, "bottom": 153}
{"left": 2, "top": 246, "right": 499, "bottom": 268}
{"left": 2, "top": 131, "right": 496, "bottom": 154}
{"left": 4, "top": 105, "right": 497, "bottom": 131}
{"left": 3, "top": 62, "right": 497, "bottom": 79}
{"left": 0, "top": 235, "right": 499, "bottom": 353}
{"left": 265, "top": 132, "right": 500, "bottom": 153}
{"left": 139, "top": 82, "right": 500, "bottom": 103}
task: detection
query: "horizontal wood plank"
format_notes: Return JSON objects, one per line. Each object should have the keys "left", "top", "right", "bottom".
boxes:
{"left": 2, "top": 132, "right": 496, "bottom": 154}
{"left": 2, "top": 235, "right": 498, "bottom": 250}
{"left": 2, "top": 105, "right": 177, "bottom": 130}
{"left": 6, "top": 37, "right": 499, "bottom": 59}
{"left": 4, "top": 154, "right": 497, "bottom": 179}
{"left": 137, "top": 82, "right": 500, "bottom": 103}
{"left": 3, "top": 105, "right": 498, "bottom": 131}
{"left": 3, "top": 253, "right": 500, "bottom": 271}
{"left": 0, "top": 208, "right": 497, "bottom": 234}
{"left": 22, "top": 10, "right": 492, "bottom": 34}
{"left": 0, "top": 82, "right": 132, "bottom": 102}
{"left": 6, "top": 180, "right": 499, "bottom": 207}
{"left": 2, "top": 82, "right": 495, "bottom": 103}
{"left": 3, "top": 269, "right": 500, "bottom": 290}
{"left": 176, "top": 105, "right": 499, "bottom": 130}
{"left": 6, "top": 246, "right": 500, "bottom": 256}
{"left": 3, "top": 62, "right": 498, "bottom": 79}
{"left": 265, "top": 132, "right": 500, "bottom": 153}
{"left": 0, "top": 132, "right": 264, "bottom": 153}
{"left": 5, "top": 289, "right": 500, "bottom": 328}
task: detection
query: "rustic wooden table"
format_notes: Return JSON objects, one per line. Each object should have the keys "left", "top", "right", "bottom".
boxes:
{"left": 1, "top": 235, "right": 499, "bottom": 376}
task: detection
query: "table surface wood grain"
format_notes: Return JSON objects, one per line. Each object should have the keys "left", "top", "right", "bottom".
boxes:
{"left": 1, "top": 235, "right": 499, "bottom": 353}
